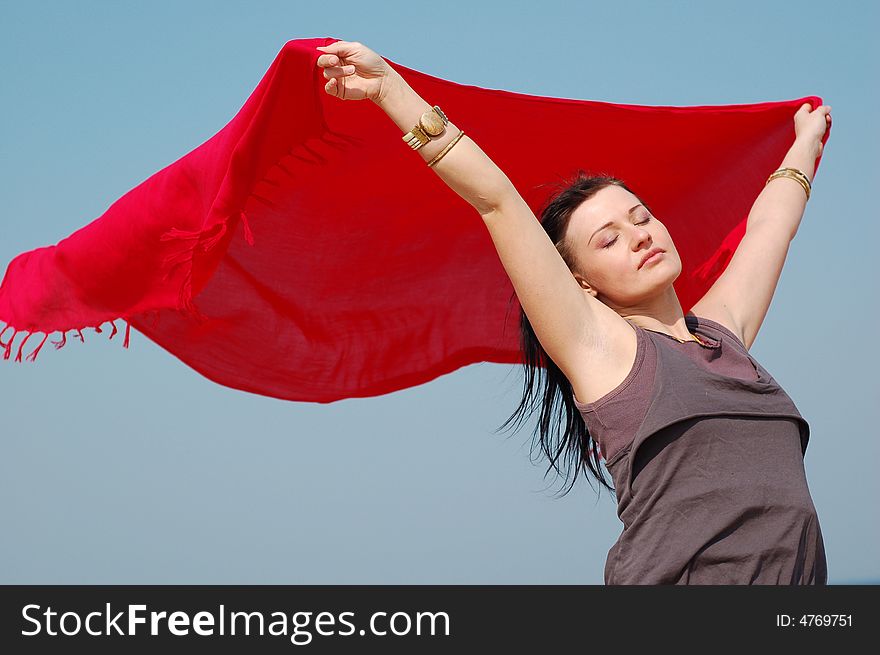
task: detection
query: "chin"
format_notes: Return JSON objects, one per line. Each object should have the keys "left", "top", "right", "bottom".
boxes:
{"left": 665, "top": 259, "right": 683, "bottom": 284}
{"left": 650, "top": 254, "right": 682, "bottom": 287}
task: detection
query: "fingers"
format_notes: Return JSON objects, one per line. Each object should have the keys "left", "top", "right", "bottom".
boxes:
{"left": 315, "top": 40, "right": 360, "bottom": 59}
{"left": 316, "top": 40, "right": 356, "bottom": 53}
{"left": 316, "top": 52, "right": 356, "bottom": 83}
{"left": 321, "top": 63, "right": 356, "bottom": 79}
{"left": 796, "top": 103, "right": 832, "bottom": 121}
{"left": 316, "top": 53, "right": 352, "bottom": 70}
{"left": 325, "top": 77, "right": 342, "bottom": 97}
{"left": 317, "top": 53, "right": 351, "bottom": 68}
{"left": 799, "top": 102, "right": 831, "bottom": 112}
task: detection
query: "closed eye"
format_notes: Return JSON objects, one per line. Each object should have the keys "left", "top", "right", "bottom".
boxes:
{"left": 602, "top": 216, "right": 651, "bottom": 248}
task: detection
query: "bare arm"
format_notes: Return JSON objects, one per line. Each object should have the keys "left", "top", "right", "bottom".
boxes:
{"left": 688, "top": 103, "right": 832, "bottom": 349}
{"left": 746, "top": 137, "right": 818, "bottom": 240}
{"left": 373, "top": 67, "right": 513, "bottom": 215}
{"left": 373, "top": 66, "right": 618, "bottom": 375}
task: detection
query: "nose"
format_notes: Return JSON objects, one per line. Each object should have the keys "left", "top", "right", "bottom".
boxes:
{"left": 632, "top": 225, "right": 652, "bottom": 251}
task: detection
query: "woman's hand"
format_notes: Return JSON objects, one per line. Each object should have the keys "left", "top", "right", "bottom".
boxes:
{"left": 315, "top": 40, "right": 395, "bottom": 102}
{"left": 794, "top": 103, "right": 832, "bottom": 156}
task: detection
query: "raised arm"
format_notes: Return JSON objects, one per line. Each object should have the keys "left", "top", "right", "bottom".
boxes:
{"left": 316, "top": 41, "right": 625, "bottom": 380}
{"left": 689, "top": 103, "right": 832, "bottom": 350}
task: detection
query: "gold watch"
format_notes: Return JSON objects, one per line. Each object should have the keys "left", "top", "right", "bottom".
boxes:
{"left": 402, "top": 105, "right": 449, "bottom": 151}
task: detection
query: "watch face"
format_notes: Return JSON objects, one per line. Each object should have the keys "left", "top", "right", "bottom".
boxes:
{"left": 420, "top": 110, "right": 446, "bottom": 136}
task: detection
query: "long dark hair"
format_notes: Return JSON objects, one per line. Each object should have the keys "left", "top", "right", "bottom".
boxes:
{"left": 495, "top": 170, "right": 647, "bottom": 499}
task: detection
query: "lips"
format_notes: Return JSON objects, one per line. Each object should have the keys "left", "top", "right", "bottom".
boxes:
{"left": 639, "top": 248, "right": 665, "bottom": 269}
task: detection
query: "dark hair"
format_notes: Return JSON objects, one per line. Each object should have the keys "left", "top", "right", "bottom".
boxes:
{"left": 495, "top": 170, "right": 648, "bottom": 499}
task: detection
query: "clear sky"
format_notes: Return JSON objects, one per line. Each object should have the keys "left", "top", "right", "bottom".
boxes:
{"left": 1, "top": 0, "right": 877, "bottom": 584}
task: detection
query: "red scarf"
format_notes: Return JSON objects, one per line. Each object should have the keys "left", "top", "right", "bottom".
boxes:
{"left": 0, "top": 37, "right": 829, "bottom": 402}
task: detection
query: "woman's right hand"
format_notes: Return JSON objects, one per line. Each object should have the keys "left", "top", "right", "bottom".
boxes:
{"left": 315, "top": 40, "right": 395, "bottom": 102}
{"left": 793, "top": 102, "right": 832, "bottom": 156}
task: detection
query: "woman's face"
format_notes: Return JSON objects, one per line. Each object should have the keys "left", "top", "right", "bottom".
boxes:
{"left": 565, "top": 184, "right": 682, "bottom": 308}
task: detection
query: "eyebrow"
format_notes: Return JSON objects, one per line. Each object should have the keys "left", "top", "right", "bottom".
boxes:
{"left": 589, "top": 204, "right": 645, "bottom": 245}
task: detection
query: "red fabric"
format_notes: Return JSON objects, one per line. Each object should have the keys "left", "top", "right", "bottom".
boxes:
{"left": 0, "top": 37, "right": 830, "bottom": 402}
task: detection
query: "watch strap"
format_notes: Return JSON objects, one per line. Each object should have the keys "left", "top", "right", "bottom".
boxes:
{"left": 402, "top": 105, "right": 449, "bottom": 151}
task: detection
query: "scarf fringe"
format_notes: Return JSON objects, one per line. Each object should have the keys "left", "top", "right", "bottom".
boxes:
{"left": 0, "top": 317, "right": 133, "bottom": 363}
{"left": 1, "top": 208, "right": 258, "bottom": 361}
{"left": 0, "top": 85, "right": 352, "bottom": 367}
{"left": 240, "top": 210, "right": 254, "bottom": 246}
{"left": 158, "top": 209, "right": 256, "bottom": 323}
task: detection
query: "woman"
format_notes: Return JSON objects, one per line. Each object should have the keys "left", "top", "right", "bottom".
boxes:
{"left": 316, "top": 40, "right": 831, "bottom": 585}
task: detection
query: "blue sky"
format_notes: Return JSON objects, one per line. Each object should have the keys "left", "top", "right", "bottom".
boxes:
{"left": 1, "top": 0, "right": 877, "bottom": 583}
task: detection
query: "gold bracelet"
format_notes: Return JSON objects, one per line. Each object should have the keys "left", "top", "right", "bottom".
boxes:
{"left": 768, "top": 168, "right": 811, "bottom": 200}
{"left": 765, "top": 167, "right": 811, "bottom": 201}
{"left": 427, "top": 129, "right": 465, "bottom": 168}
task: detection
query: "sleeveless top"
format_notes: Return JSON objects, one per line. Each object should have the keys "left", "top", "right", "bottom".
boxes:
{"left": 573, "top": 314, "right": 827, "bottom": 584}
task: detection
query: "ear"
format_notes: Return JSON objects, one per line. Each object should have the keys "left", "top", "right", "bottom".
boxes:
{"left": 573, "top": 272, "right": 599, "bottom": 297}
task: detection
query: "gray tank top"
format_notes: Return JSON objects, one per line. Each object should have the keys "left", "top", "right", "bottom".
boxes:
{"left": 574, "top": 313, "right": 827, "bottom": 584}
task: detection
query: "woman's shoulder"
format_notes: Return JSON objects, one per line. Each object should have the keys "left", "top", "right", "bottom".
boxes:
{"left": 570, "top": 308, "right": 746, "bottom": 409}
{"left": 572, "top": 322, "right": 651, "bottom": 409}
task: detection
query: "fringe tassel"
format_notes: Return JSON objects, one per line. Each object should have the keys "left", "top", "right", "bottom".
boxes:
{"left": 199, "top": 221, "right": 228, "bottom": 252}
{"left": 159, "top": 222, "right": 226, "bottom": 323}
{"left": 157, "top": 208, "right": 255, "bottom": 323}
{"left": 160, "top": 248, "right": 193, "bottom": 282}
{"left": 0, "top": 316, "right": 133, "bottom": 362}
{"left": 14, "top": 331, "right": 34, "bottom": 363}
{"left": 240, "top": 210, "right": 255, "bottom": 246}
{"left": 2, "top": 329, "right": 17, "bottom": 360}
{"left": 0, "top": 210, "right": 262, "bottom": 362}
{"left": 159, "top": 227, "right": 204, "bottom": 242}
{"left": 51, "top": 331, "right": 67, "bottom": 350}
{"left": 160, "top": 225, "right": 205, "bottom": 289}
{"left": 25, "top": 333, "right": 49, "bottom": 362}
{"left": 178, "top": 267, "right": 209, "bottom": 324}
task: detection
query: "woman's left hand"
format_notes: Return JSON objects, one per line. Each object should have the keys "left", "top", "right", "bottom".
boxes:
{"left": 794, "top": 103, "right": 832, "bottom": 156}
